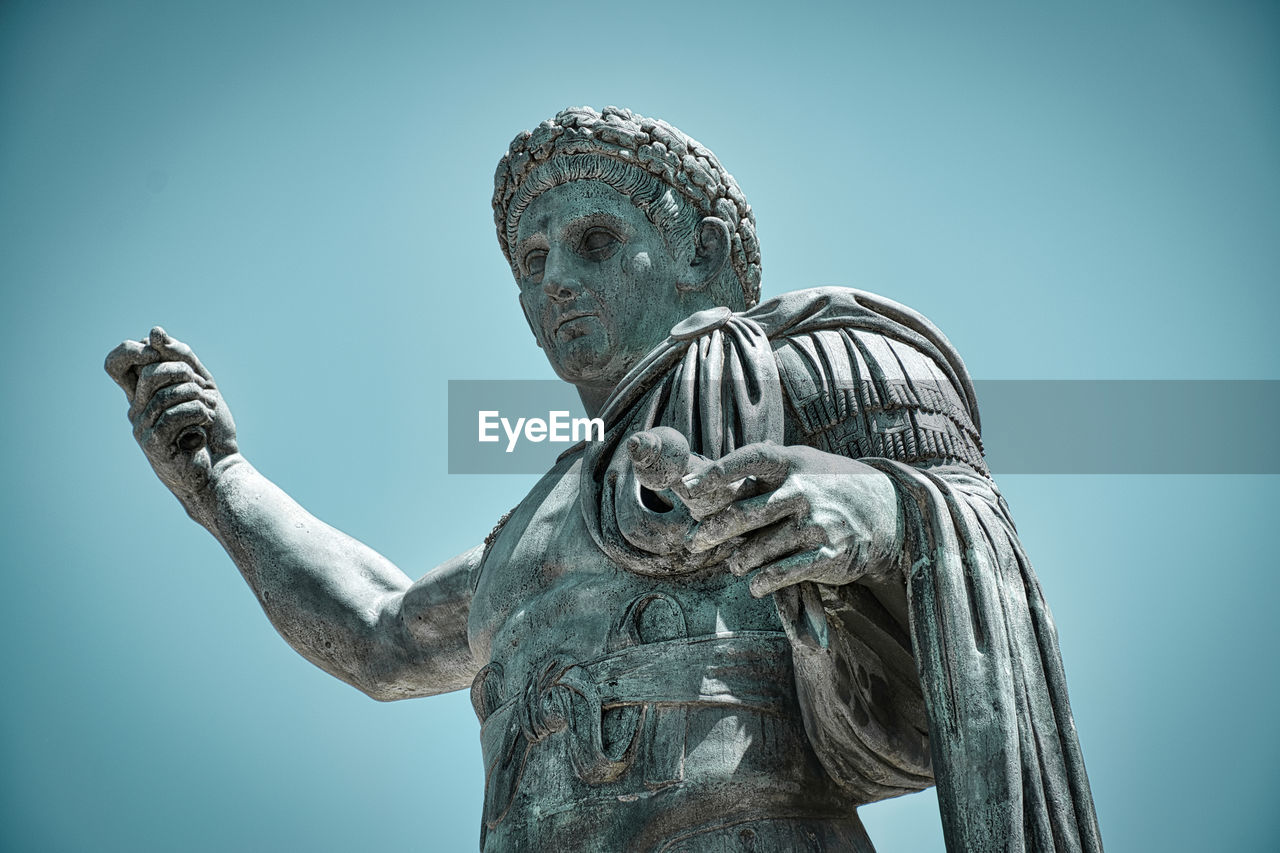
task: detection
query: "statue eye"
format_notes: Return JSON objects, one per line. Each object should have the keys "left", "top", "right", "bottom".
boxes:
{"left": 579, "top": 227, "right": 621, "bottom": 258}
{"left": 523, "top": 249, "right": 547, "bottom": 282}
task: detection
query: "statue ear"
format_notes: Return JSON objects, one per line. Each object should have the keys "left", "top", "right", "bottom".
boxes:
{"left": 677, "top": 216, "right": 730, "bottom": 293}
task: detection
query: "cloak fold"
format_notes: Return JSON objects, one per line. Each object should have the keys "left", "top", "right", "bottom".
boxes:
{"left": 579, "top": 287, "right": 1103, "bottom": 851}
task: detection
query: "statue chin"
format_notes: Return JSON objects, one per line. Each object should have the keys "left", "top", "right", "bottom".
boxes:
{"left": 547, "top": 330, "right": 622, "bottom": 386}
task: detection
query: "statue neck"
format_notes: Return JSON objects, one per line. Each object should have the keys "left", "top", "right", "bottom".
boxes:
{"left": 575, "top": 382, "right": 614, "bottom": 419}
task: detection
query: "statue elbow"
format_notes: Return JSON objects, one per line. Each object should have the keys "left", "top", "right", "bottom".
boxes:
{"left": 349, "top": 663, "right": 417, "bottom": 702}
{"left": 359, "top": 680, "right": 412, "bottom": 703}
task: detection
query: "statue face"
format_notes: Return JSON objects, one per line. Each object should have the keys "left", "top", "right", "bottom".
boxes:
{"left": 514, "top": 180, "right": 696, "bottom": 388}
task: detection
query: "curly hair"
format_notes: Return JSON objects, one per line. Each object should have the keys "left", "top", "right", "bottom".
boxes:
{"left": 493, "top": 106, "right": 761, "bottom": 307}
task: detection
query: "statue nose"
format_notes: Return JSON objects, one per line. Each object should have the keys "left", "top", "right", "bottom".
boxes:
{"left": 541, "top": 248, "right": 583, "bottom": 304}
{"left": 542, "top": 275, "right": 579, "bottom": 304}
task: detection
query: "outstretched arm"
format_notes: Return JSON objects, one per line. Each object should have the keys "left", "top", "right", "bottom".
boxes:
{"left": 106, "top": 328, "right": 480, "bottom": 700}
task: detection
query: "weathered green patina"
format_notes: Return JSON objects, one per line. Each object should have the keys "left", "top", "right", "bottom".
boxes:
{"left": 106, "top": 106, "right": 1101, "bottom": 851}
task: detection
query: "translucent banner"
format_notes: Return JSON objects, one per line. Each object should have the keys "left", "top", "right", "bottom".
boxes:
{"left": 447, "top": 380, "right": 1280, "bottom": 475}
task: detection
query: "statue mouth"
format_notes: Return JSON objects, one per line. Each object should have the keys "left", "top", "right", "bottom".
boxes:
{"left": 553, "top": 312, "right": 598, "bottom": 339}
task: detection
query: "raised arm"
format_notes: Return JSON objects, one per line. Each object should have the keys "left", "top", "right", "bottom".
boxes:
{"left": 106, "top": 328, "right": 480, "bottom": 701}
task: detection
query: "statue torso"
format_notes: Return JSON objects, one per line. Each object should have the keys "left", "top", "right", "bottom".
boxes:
{"left": 467, "top": 452, "right": 871, "bottom": 852}
{"left": 458, "top": 294, "right": 971, "bottom": 850}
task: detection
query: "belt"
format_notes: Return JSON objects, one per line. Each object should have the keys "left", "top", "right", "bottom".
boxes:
{"left": 472, "top": 630, "right": 793, "bottom": 840}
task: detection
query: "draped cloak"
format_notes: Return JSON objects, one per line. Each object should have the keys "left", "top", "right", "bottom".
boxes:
{"left": 576, "top": 287, "right": 1103, "bottom": 852}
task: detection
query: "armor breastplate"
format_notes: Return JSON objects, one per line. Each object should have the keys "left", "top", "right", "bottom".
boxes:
{"left": 470, "top": 594, "right": 860, "bottom": 852}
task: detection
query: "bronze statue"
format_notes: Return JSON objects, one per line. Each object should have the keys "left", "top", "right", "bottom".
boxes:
{"left": 107, "top": 106, "right": 1102, "bottom": 852}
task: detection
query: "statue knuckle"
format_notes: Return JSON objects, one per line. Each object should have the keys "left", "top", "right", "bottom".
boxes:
{"left": 156, "top": 403, "right": 189, "bottom": 428}
{"left": 168, "top": 361, "right": 195, "bottom": 380}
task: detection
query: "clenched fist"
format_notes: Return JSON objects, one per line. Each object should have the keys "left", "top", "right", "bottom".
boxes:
{"left": 105, "top": 327, "right": 240, "bottom": 504}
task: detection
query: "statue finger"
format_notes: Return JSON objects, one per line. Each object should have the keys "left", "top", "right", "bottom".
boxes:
{"left": 130, "top": 361, "right": 211, "bottom": 419}
{"left": 747, "top": 546, "right": 843, "bottom": 599}
{"left": 724, "top": 520, "right": 823, "bottom": 577}
{"left": 627, "top": 426, "right": 694, "bottom": 491}
{"left": 688, "top": 490, "right": 809, "bottom": 553}
{"left": 141, "top": 399, "right": 213, "bottom": 448}
{"left": 104, "top": 339, "right": 160, "bottom": 396}
{"left": 681, "top": 442, "right": 789, "bottom": 503}
{"left": 148, "top": 327, "right": 215, "bottom": 382}
{"left": 137, "top": 382, "right": 218, "bottom": 431}
{"left": 674, "top": 464, "right": 732, "bottom": 517}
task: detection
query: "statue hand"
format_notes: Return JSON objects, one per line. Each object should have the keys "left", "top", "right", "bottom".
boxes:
{"left": 681, "top": 443, "right": 904, "bottom": 597}
{"left": 626, "top": 427, "right": 776, "bottom": 520}
{"left": 105, "top": 327, "right": 240, "bottom": 503}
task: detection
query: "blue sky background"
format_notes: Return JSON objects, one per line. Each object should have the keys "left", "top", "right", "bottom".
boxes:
{"left": 2, "top": 1, "right": 1277, "bottom": 850}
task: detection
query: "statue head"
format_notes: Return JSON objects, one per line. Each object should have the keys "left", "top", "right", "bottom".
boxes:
{"left": 493, "top": 107, "right": 762, "bottom": 394}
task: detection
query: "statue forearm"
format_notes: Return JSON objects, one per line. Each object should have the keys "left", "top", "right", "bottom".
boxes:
{"left": 189, "top": 458, "right": 479, "bottom": 700}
